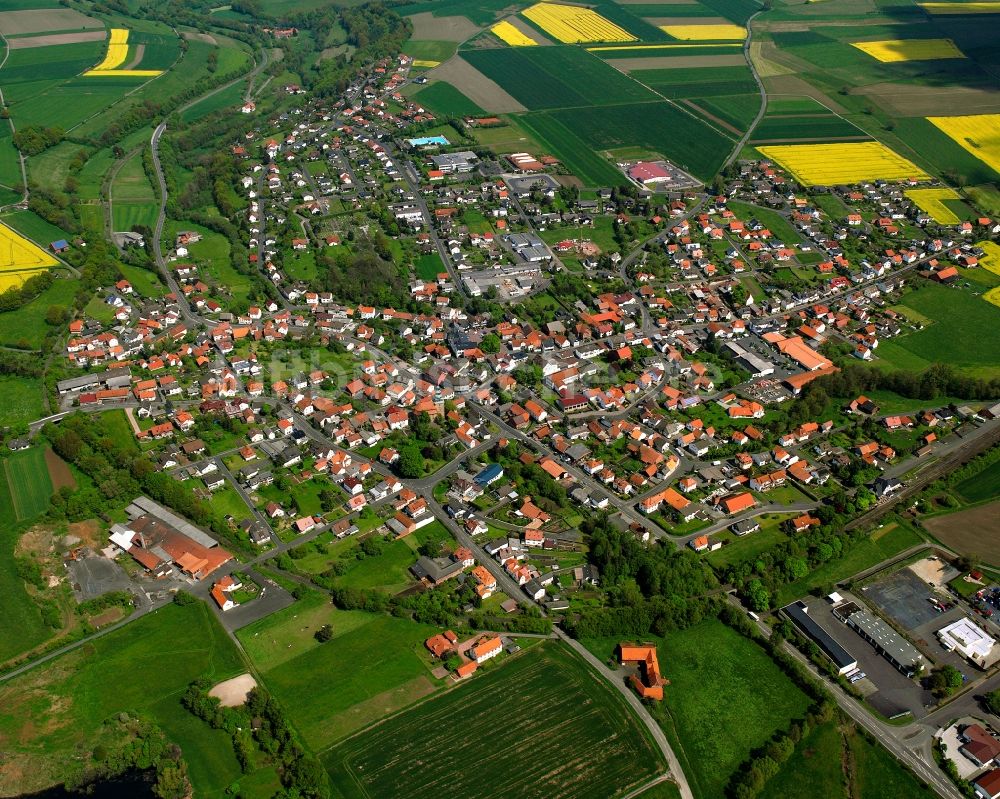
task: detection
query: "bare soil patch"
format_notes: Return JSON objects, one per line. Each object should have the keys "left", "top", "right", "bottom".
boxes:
{"left": 924, "top": 501, "right": 1000, "bottom": 566}
{"left": 616, "top": 53, "right": 746, "bottom": 71}
{"left": 183, "top": 31, "right": 218, "bottom": 45}
{"left": 122, "top": 43, "right": 145, "bottom": 71}
{"left": 6, "top": 30, "right": 105, "bottom": 49}
{"left": 88, "top": 607, "right": 124, "bottom": 627}
{"left": 209, "top": 673, "right": 258, "bottom": 707}
{"left": 409, "top": 12, "right": 481, "bottom": 42}
{"left": 0, "top": 9, "right": 102, "bottom": 36}
{"left": 45, "top": 447, "right": 76, "bottom": 492}
{"left": 856, "top": 83, "right": 1000, "bottom": 116}
{"left": 15, "top": 525, "right": 53, "bottom": 559}
{"left": 428, "top": 56, "right": 526, "bottom": 113}
{"left": 66, "top": 519, "right": 101, "bottom": 548}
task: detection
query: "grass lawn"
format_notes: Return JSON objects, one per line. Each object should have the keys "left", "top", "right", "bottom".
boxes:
{"left": 323, "top": 641, "right": 666, "bottom": 799}
{"left": 850, "top": 722, "right": 929, "bottom": 797}
{"left": 876, "top": 283, "right": 1000, "bottom": 380}
{"left": 775, "top": 519, "right": 924, "bottom": 605}
{"left": 414, "top": 252, "right": 444, "bottom": 280}
{"left": 954, "top": 458, "right": 1000, "bottom": 504}
{"left": 4, "top": 447, "right": 54, "bottom": 522}
{"left": 252, "top": 610, "right": 442, "bottom": 749}
{"left": 0, "top": 602, "right": 248, "bottom": 796}
{"left": 759, "top": 721, "right": 842, "bottom": 799}
{"left": 0, "top": 374, "right": 45, "bottom": 428}
{"left": 0, "top": 458, "right": 51, "bottom": 664}
{"left": 0, "top": 276, "right": 77, "bottom": 348}
{"left": 706, "top": 513, "right": 793, "bottom": 570}
{"left": 118, "top": 263, "right": 165, "bottom": 297}
{"left": 585, "top": 618, "right": 811, "bottom": 799}
{"left": 727, "top": 201, "right": 802, "bottom": 244}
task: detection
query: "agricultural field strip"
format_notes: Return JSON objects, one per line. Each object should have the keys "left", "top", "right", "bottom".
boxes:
{"left": 757, "top": 142, "right": 929, "bottom": 186}
{"left": 522, "top": 2, "right": 637, "bottom": 43}
{"left": 323, "top": 645, "right": 663, "bottom": 799}
{"left": 926, "top": 113, "right": 1000, "bottom": 176}
{"left": 659, "top": 23, "right": 746, "bottom": 40}
{"left": 904, "top": 187, "right": 963, "bottom": 224}
{"left": 491, "top": 20, "right": 538, "bottom": 46}
{"left": 83, "top": 27, "right": 163, "bottom": 77}
{"left": 850, "top": 38, "right": 965, "bottom": 63}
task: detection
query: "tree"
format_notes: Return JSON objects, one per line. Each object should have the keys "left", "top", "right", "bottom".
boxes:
{"left": 314, "top": 624, "right": 333, "bottom": 643}
{"left": 480, "top": 333, "right": 500, "bottom": 353}
{"left": 985, "top": 688, "right": 1000, "bottom": 716}
{"left": 927, "top": 665, "right": 963, "bottom": 697}
{"left": 397, "top": 447, "right": 423, "bottom": 478}
{"left": 746, "top": 578, "right": 771, "bottom": 611}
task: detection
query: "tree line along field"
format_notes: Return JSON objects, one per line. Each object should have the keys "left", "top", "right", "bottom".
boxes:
{"left": 0, "top": 602, "right": 253, "bottom": 797}
{"left": 584, "top": 618, "right": 811, "bottom": 799}
{"left": 323, "top": 641, "right": 666, "bottom": 799}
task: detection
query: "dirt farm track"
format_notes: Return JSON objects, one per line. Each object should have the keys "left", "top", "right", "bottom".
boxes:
{"left": 923, "top": 501, "right": 1000, "bottom": 567}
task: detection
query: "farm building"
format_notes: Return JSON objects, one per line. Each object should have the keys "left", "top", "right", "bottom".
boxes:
{"left": 618, "top": 643, "right": 667, "bottom": 700}
{"left": 109, "top": 496, "right": 232, "bottom": 580}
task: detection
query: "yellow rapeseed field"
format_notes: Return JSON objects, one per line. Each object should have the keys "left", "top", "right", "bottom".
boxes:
{"left": 84, "top": 28, "right": 162, "bottom": 77}
{"left": 983, "top": 286, "right": 1000, "bottom": 309}
{"left": 757, "top": 142, "right": 930, "bottom": 186}
{"left": 905, "top": 187, "right": 963, "bottom": 224}
{"left": 0, "top": 223, "right": 58, "bottom": 292}
{"left": 926, "top": 114, "right": 1000, "bottom": 176}
{"left": 587, "top": 42, "right": 742, "bottom": 51}
{"left": 977, "top": 240, "right": 1000, "bottom": 277}
{"left": 411, "top": 59, "right": 440, "bottom": 68}
{"left": 522, "top": 2, "right": 636, "bottom": 43}
{"left": 659, "top": 23, "right": 746, "bottom": 41}
{"left": 851, "top": 38, "right": 965, "bottom": 62}
{"left": 491, "top": 21, "right": 538, "bottom": 46}
{"left": 91, "top": 27, "right": 129, "bottom": 70}
{"left": 920, "top": 2, "right": 1000, "bottom": 13}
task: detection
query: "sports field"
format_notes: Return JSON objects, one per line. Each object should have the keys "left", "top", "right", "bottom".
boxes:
{"left": 926, "top": 114, "right": 1000, "bottom": 176}
{"left": 904, "top": 187, "right": 965, "bottom": 224}
{"left": 757, "top": 142, "right": 929, "bottom": 186}
{"left": 522, "top": 2, "right": 637, "bottom": 43}
{"left": 323, "top": 642, "right": 665, "bottom": 799}
{"left": 491, "top": 20, "right": 538, "bottom": 46}
{"left": 850, "top": 38, "right": 965, "bottom": 63}
{"left": 0, "top": 221, "right": 58, "bottom": 292}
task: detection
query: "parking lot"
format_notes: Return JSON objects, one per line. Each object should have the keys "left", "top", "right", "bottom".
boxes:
{"left": 799, "top": 595, "right": 934, "bottom": 719}
{"left": 67, "top": 552, "right": 132, "bottom": 601}
{"left": 862, "top": 565, "right": 980, "bottom": 677}
{"left": 864, "top": 568, "right": 942, "bottom": 631}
